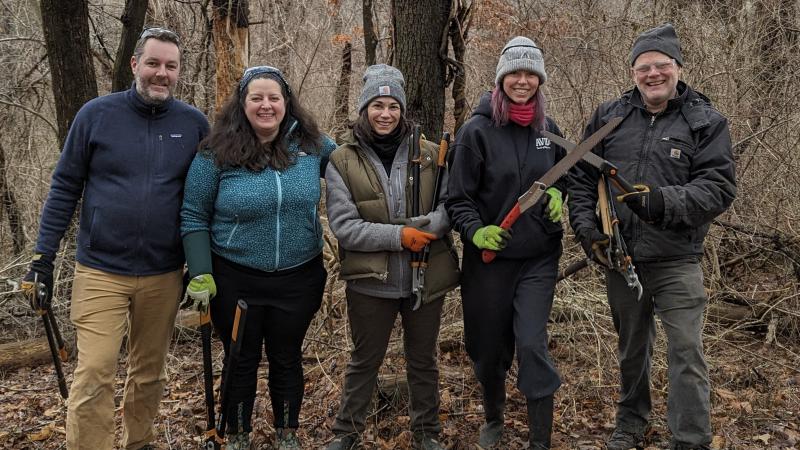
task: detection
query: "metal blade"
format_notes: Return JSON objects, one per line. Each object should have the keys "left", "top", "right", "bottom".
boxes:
{"left": 542, "top": 130, "right": 608, "bottom": 170}
{"left": 517, "top": 116, "right": 623, "bottom": 213}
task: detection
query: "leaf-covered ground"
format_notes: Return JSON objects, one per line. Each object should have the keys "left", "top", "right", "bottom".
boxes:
{"left": 2, "top": 281, "right": 799, "bottom": 450}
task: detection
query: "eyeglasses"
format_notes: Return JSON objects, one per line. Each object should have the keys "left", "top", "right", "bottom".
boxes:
{"left": 239, "top": 65, "right": 292, "bottom": 96}
{"left": 633, "top": 59, "right": 675, "bottom": 74}
{"left": 139, "top": 27, "right": 180, "bottom": 45}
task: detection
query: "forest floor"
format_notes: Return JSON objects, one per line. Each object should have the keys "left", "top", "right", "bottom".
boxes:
{"left": 1, "top": 271, "right": 799, "bottom": 450}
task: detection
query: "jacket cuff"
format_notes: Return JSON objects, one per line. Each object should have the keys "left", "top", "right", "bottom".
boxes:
{"left": 183, "top": 231, "right": 213, "bottom": 278}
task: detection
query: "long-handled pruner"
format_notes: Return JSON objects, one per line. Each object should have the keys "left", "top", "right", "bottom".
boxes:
{"left": 542, "top": 130, "right": 644, "bottom": 299}
{"left": 409, "top": 125, "right": 424, "bottom": 308}
{"left": 17, "top": 276, "right": 69, "bottom": 399}
{"left": 412, "top": 131, "right": 450, "bottom": 311}
{"left": 204, "top": 299, "right": 248, "bottom": 449}
{"left": 482, "top": 116, "right": 624, "bottom": 264}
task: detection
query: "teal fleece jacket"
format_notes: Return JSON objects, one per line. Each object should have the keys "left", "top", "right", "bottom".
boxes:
{"left": 181, "top": 125, "right": 336, "bottom": 274}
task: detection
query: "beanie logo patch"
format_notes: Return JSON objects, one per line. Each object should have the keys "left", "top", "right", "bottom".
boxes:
{"left": 379, "top": 85, "right": 391, "bottom": 96}
{"left": 670, "top": 148, "right": 682, "bottom": 159}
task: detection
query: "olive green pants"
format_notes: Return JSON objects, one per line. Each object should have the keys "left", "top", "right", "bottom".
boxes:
{"left": 66, "top": 263, "right": 181, "bottom": 450}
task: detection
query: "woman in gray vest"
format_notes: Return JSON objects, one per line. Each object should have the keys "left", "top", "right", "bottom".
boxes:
{"left": 324, "top": 64, "right": 460, "bottom": 450}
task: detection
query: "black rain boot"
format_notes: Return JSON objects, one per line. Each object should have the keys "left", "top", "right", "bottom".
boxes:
{"left": 527, "top": 395, "right": 553, "bottom": 449}
{"left": 478, "top": 380, "right": 505, "bottom": 448}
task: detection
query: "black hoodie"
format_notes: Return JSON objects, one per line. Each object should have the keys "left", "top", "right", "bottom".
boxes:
{"left": 446, "top": 91, "right": 568, "bottom": 260}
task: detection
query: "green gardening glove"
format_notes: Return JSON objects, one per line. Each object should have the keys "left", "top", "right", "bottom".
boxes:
{"left": 545, "top": 187, "right": 563, "bottom": 222}
{"left": 472, "top": 225, "right": 512, "bottom": 251}
{"left": 185, "top": 274, "right": 217, "bottom": 314}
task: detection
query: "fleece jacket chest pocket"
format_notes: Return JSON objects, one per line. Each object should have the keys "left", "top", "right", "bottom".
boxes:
{"left": 155, "top": 132, "right": 192, "bottom": 179}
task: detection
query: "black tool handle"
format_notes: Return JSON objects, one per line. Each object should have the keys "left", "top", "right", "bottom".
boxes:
{"left": 41, "top": 312, "right": 68, "bottom": 399}
{"left": 216, "top": 300, "right": 248, "bottom": 438}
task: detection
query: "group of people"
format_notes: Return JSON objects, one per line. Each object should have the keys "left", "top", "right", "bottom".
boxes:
{"left": 22, "top": 21, "right": 735, "bottom": 450}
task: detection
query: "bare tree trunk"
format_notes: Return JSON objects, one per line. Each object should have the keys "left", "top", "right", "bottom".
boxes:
{"left": 362, "top": 0, "right": 377, "bottom": 66}
{"left": 111, "top": 0, "right": 149, "bottom": 92}
{"left": 212, "top": 0, "right": 250, "bottom": 110}
{"left": 333, "top": 41, "right": 352, "bottom": 142}
{"left": 0, "top": 142, "right": 23, "bottom": 254}
{"left": 392, "top": 0, "right": 451, "bottom": 139}
{"left": 40, "top": 0, "right": 98, "bottom": 148}
{"left": 450, "top": 0, "right": 472, "bottom": 133}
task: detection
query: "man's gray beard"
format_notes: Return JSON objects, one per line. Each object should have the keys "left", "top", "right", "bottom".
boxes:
{"left": 135, "top": 80, "right": 171, "bottom": 105}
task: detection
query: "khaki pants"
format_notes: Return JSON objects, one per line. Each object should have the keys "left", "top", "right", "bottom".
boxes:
{"left": 66, "top": 263, "right": 181, "bottom": 450}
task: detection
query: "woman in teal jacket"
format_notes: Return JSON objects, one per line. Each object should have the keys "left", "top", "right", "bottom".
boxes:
{"left": 181, "top": 65, "right": 336, "bottom": 450}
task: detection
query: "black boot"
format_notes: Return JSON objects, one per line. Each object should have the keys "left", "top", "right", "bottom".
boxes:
{"left": 527, "top": 395, "right": 553, "bottom": 449}
{"left": 478, "top": 380, "right": 505, "bottom": 448}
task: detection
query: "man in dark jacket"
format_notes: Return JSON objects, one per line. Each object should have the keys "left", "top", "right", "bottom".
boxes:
{"left": 21, "top": 28, "right": 209, "bottom": 450}
{"left": 568, "top": 23, "right": 736, "bottom": 450}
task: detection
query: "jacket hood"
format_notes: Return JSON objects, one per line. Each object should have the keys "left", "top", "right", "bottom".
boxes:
{"left": 471, "top": 91, "right": 494, "bottom": 120}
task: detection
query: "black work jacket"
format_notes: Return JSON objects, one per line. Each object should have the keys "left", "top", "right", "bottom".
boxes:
{"left": 446, "top": 92, "right": 568, "bottom": 260}
{"left": 568, "top": 81, "right": 736, "bottom": 262}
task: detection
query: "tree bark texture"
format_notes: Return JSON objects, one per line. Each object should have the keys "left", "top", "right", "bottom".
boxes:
{"left": 39, "top": 0, "right": 98, "bottom": 148}
{"left": 362, "top": 0, "right": 377, "bottom": 66}
{"left": 392, "top": 0, "right": 451, "bottom": 140}
{"left": 0, "top": 141, "right": 23, "bottom": 254}
{"left": 212, "top": 0, "right": 250, "bottom": 110}
{"left": 450, "top": 0, "right": 472, "bottom": 133}
{"left": 333, "top": 41, "right": 353, "bottom": 142}
{"left": 111, "top": 0, "right": 149, "bottom": 92}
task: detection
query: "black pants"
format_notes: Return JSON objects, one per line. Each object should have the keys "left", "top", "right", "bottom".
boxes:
{"left": 210, "top": 253, "right": 326, "bottom": 433}
{"left": 461, "top": 244, "right": 561, "bottom": 401}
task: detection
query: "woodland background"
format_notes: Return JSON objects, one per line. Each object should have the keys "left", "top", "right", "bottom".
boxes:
{"left": 0, "top": 0, "right": 799, "bottom": 449}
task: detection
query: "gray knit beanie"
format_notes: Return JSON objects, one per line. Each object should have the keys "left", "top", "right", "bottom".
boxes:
{"left": 629, "top": 23, "right": 683, "bottom": 66}
{"left": 495, "top": 36, "right": 547, "bottom": 85}
{"left": 358, "top": 64, "right": 407, "bottom": 112}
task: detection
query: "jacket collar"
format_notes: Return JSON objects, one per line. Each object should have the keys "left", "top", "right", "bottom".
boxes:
{"left": 127, "top": 83, "right": 174, "bottom": 117}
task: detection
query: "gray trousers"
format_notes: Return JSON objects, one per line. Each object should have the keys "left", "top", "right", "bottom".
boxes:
{"left": 331, "top": 288, "right": 443, "bottom": 437}
{"left": 607, "top": 259, "right": 711, "bottom": 448}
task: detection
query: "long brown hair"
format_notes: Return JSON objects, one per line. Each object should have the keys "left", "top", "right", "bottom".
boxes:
{"left": 201, "top": 73, "right": 323, "bottom": 171}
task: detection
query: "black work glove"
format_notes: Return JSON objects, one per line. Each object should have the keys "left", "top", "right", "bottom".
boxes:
{"left": 575, "top": 227, "right": 608, "bottom": 262}
{"left": 22, "top": 254, "right": 55, "bottom": 311}
{"left": 620, "top": 185, "right": 664, "bottom": 224}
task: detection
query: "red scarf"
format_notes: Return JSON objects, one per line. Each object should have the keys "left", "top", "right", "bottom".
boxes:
{"left": 509, "top": 100, "right": 535, "bottom": 126}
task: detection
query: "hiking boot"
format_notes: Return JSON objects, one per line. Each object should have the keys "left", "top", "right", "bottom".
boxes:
{"left": 478, "top": 380, "right": 505, "bottom": 448}
{"left": 478, "top": 419, "right": 503, "bottom": 448}
{"left": 226, "top": 432, "right": 251, "bottom": 450}
{"left": 671, "top": 441, "right": 711, "bottom": 450}
{"left": 606, "top": 428, "right": 644, "bottom": 450}
{"left": 527, "top": 395, "right": 553, "bottom": 449}
{"left": 326, "top": 433, "right": 359, "bottom": 450}
{"left": 276, "top": 428, "right": 302, "bottom": 450}
{"left": 413, "top": 433, "right": 445, "bottom": 450}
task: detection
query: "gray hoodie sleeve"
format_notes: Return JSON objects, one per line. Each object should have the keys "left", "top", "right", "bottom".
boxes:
{"left": 325, "top": 162, "right": 404, "bottom": 252}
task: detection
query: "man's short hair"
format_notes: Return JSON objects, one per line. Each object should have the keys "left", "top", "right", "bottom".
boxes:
{"left": 133, "top": 27, "right": 181, "bottom": 59}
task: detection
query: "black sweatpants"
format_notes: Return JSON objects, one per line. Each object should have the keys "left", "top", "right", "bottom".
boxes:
{"left": 210, "top": 253, "right": 326, "bottom": 433}
{"left": 461, "top": 243, "right": 561, "bottom": 402}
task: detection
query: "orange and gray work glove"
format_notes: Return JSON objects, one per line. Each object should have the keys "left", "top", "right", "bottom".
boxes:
{"left": 545, "top": 187, "right": 564, "bottom": 222}
{"left": 401, "top": 227, "right": 436, "bottom": 252}
{"left": 185, "top": 274, "right": 217, "bottom": 314}
{"left": 22, "top": 254, "right": 54, "bottom": 311}
{"left": 471, "top": 225, "right": 512, "bottom": 251}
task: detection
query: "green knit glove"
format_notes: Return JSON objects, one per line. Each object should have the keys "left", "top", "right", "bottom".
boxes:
{"left": 185, "top": 274, "right": 217, "bottom": 314}
{"left": 472, "top": 225, "right": 512, "bottom": 251}
{"left": 545, "top": 187, "right": 563, "bottom": 222}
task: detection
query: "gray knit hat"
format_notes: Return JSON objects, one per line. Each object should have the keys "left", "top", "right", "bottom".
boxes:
{"left": 495, "top": 36, "right": 547, "bottom": 85}
{"left": 629, "top": 23, "right": 684, "bottom": 66}
{"left": 358, "top": 64, "right": 407, "bottom": 112}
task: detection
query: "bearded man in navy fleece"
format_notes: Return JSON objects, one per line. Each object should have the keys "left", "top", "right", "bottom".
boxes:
{"left": 22, "top": 27, "right": 208, "bottom": 450}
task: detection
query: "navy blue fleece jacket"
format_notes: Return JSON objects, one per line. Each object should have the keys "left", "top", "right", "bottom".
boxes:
{"left": 34, "top": 87, "right": 209, "bottom": 275}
